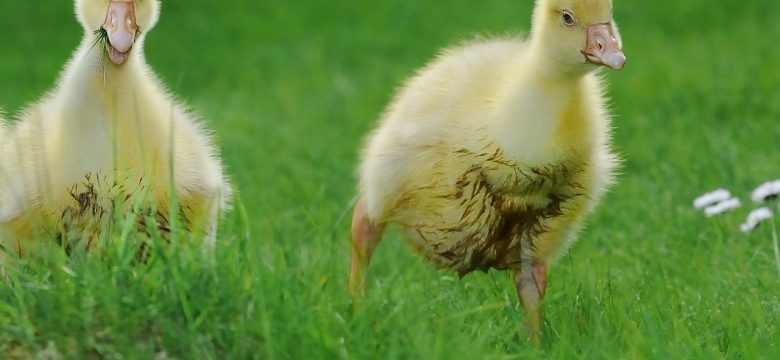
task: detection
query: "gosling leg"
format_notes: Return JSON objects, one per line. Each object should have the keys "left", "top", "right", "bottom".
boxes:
{"left": 514, "top": 262, "right": 547, "bottom": 343}
{"left": 349, "top": 198, "right": 384, "bottom": 298}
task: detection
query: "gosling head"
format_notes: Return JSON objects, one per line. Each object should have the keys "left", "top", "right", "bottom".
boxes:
{"left": 531, "top": 0, "right": 626, "bottom": 74}
{"left": 76, "top": 0, "right": 160, "bottom": 65}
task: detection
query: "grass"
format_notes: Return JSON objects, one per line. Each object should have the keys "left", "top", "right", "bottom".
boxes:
{"left": 1, "top": 0, "right": 779, "bottom": 358}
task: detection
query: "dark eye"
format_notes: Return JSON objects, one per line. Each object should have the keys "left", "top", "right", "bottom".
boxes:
{"left": 562, "top": 10, "right": 576, "bottom": 26}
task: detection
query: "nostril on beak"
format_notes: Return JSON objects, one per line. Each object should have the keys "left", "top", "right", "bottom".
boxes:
{"left": 595, "top": 35, "right": 605, "bottom": 52}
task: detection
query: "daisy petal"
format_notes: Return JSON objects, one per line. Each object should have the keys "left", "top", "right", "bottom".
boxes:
{"left": 751, "top": 179, "right": 780, "bottom": 203}
{"left": 740, "top": 207, "right": 773, "bottom": 233}
{"left": 704, "top": 198, "right": 741, "bottom": 217}
{"left": 694, "top": 189, "right": 732, "bottom": 210}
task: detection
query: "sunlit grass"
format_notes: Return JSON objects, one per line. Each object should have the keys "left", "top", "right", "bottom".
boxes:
{"left": 1, "top": 0, "right": 779, "bottom": 358}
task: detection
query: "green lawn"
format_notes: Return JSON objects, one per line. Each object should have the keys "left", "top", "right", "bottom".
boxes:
{"left": 1, "top": 0, "right": 779, "bottom": 358}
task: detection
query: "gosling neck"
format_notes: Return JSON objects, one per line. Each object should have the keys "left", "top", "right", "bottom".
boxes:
{"left": 59, "top": 33, "right": 150, "bottom": 113}
{"left": 527, "top": 35, "right": 595, "bottom": 82}
{"left": 492, "top": 46, "right": 588, "bottom": 165}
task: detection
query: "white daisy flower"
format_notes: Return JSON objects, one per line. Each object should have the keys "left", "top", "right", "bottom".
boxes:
{"left": 704, "top": 197, "right": 741, "bottom": 217}
{"left": 693, "top": 189, "right": 732, "bottom": 210}
{"left": 751, "top": 179, "right": 780, "bottom": 203}
{"left": 740, "top": 207, "right": 774, "bottom": 233}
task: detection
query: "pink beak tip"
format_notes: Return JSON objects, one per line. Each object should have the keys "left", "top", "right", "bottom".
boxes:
{"left": 606, "top": 52, "right": 627, "bottom": 70}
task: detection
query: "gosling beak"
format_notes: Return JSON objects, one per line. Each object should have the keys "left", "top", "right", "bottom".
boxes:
{"left": 102, "top": 0, "right": 138, "bottom": 65}
{"left": 582, "top": 23, "right": 626, "bottom": 70}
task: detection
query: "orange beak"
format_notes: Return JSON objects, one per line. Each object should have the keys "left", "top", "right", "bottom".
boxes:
{"left": 582, "top": 23, "right": 626, "bottom": 70}
{"left": 102, "top": 0, "right": 138, "bottom": 65}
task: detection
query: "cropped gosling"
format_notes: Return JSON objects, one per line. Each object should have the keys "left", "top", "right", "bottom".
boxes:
{"left": 0, "top": 0, "right": 231, "bottom": 257}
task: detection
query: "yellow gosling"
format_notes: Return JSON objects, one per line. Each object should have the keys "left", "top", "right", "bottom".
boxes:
{"left": 351, "top": 0, "right": 626, "bottom": 341}
{"left": 0, "top": 0, "right": 231, "bottom": 258}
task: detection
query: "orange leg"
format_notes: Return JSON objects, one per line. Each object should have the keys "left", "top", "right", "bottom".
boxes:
{"left": 513, "top": 262, "right": 547, "bottom": 343}
{"left": 349, "top": 198, "right": 384, "bottom": 298}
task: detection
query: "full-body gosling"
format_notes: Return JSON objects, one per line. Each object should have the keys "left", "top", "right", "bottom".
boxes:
{"left": 350, "top": 0, "right": 626, "bottom": 340}
{"left": 0, "top": 0, "right": 230, "bottom": 256}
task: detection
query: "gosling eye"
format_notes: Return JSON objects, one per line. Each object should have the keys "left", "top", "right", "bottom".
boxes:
{"left": 562, "top": 10, "right": 576, "bottom": 26}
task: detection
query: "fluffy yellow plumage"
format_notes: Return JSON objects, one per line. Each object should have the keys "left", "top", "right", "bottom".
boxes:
{"left": 0, "top": 0, "right": 230, "bottom": 258}
{"left": 351, "top": 0, "right": 624, "bottom": 341}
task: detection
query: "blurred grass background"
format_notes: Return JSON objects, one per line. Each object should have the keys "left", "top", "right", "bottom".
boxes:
{"left": 1, "top": 0, "right": 779, "bottom": 358}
